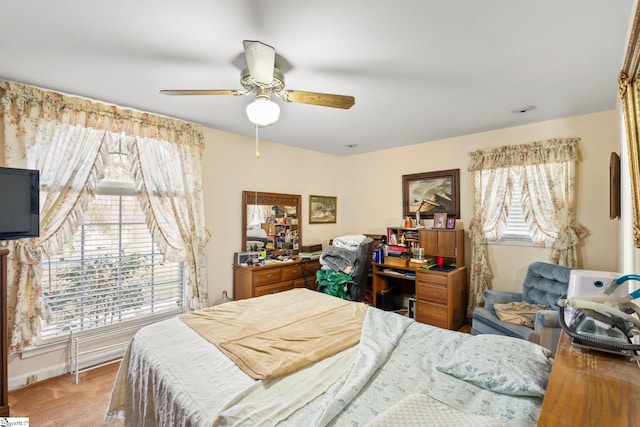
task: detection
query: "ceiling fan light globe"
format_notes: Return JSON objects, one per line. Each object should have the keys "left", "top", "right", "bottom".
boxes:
{"left": 246, "top": 98, "right": 280, "bottom": 126}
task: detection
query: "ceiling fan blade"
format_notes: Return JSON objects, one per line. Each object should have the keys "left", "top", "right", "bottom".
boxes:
{"left": 243, "top": 40, "right": 275, "bottom": 85}
{"left": 279, "top": 90, "right": 355, "bottom": 109}
{"left": 160, "top": 89, "right": 244, "bottom": 96}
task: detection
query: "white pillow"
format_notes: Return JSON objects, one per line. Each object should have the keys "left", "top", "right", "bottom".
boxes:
{"left": 436, "top": 334, "right": 552, "bottom": 397}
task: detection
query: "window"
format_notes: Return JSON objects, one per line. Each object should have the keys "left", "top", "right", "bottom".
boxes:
{"left": 41, "top": 186, "right": 184, "bottom": 340}
{"left": 40, "top": 146, "right": 185, "bottom": 341}
{"left": 480, "top": 169, "right": 534, "bottom": 245}
{"left": 468, "top": 138, "right": 587, "bottom": 311}
{"left": 497, "top": 178, "right": 534, "bottom": 245}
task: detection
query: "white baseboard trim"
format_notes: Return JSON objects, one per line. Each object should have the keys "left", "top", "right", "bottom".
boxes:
{"left": 9, "top": 344, "right": 126, "bottom": 391}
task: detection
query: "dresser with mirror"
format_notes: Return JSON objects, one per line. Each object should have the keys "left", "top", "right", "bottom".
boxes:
{"left": 235, "top": 191, "right": 320, "bottom": 299}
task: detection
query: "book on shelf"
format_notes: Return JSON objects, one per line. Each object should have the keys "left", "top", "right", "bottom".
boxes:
{"left": 387, "top": 245, "right": 410, "bottom": 253}
{"left": 386, "top": 252, "right": 410, "bottom": 259}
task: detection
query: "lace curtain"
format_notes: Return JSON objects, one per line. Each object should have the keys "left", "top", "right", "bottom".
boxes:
{"left": 467, "top": 138, "right": 588, "bottom": 315}
{"left": 247, "top": 204, "right": 270, "bottom": 229}
{"left": 128, "top": 135, "right": 209, "bottom": 309}
{"left": 1, "top": 82, "right": 208, "bottom": 351}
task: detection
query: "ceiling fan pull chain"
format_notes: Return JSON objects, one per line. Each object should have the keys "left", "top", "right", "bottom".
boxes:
{"left": 255, "top": 124, "right": 260, "bottom": 159}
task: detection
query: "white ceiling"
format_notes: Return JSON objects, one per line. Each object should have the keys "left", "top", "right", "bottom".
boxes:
{"left": 0, "top": 1, "right": 634, "bottom": 156}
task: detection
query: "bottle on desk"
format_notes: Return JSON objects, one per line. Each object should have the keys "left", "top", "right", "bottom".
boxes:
{"left": 373, "top": 248, "right": 384, "bottom": 263}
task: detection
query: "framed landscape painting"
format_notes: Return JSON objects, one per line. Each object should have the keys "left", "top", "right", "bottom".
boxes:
{"left": 309, "top": 195, "right": 337, "bottom": 224}
{"left": 402, "top": 169, "right": 460, "bottom": 219}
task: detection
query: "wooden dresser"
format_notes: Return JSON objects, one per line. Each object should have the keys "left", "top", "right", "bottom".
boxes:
{"left": 538, "top": 332, "right": 640, "bottom": 426}
{"left": 233, "top": 258, "right": 321, "bottom": 300}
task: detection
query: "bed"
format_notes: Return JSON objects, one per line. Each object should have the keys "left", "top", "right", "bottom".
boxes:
{"left": 246, "top": 226, "right": 270, "bottom": 251}
{"left": 105, "top": 288, "right": 552, "bottom": 426}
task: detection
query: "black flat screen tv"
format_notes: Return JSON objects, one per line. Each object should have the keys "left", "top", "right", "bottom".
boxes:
{"left": 0, "top": 167, "right": 40, "bottom": 240}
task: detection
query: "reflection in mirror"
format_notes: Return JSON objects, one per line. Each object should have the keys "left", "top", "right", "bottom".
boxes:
{"left": 242, "top": 191, "right": 302, "bottom": 253}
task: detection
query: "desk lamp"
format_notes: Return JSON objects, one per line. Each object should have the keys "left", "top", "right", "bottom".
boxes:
{"left": 414, "top": 199, "right": 438, "bottom": 227}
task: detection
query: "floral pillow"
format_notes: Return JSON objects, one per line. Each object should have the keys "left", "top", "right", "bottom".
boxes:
{"left": 436, "top": 334, "right": 552, "bottom": 397}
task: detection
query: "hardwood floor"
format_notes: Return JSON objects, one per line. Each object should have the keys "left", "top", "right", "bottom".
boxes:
{"left": 459, "top": 322, "right": 471, "bottom": 333}
{"left": 8, "top": 362, "right": 123, "bottom": 427}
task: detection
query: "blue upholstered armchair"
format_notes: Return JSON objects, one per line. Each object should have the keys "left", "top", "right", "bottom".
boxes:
{"left": 471, "top": 261, "right": 572, "bottom": 355}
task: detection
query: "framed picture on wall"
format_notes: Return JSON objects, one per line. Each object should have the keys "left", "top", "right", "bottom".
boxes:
{"left": 309, "top": 195, "right": 337, "bottom": 224}
{"left": 402, "top": 169, "right": 460, "bottom": 219}
{"left": 610, "top": 152, "right": 620, "bottom": 219}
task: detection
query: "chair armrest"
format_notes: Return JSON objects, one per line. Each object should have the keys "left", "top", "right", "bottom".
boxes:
{"left": 533, "top": 310, "right": 560, "bottom": 331}
{"left": 483, "top": 290, "right": 522, "bottom": 311}
{"left": 534, "top": 310, "right": 562, "bottom": 356}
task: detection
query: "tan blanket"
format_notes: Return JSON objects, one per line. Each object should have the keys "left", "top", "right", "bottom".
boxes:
{"left": 179, "top": 288, "right": 368, "bottom": 380}
{"left": 494, "top": 301, "right": 549, "bottom": 328}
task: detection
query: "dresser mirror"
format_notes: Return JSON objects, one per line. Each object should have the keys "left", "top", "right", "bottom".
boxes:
{"left": 242, "top": 191, "right": 302, "bottom": 253}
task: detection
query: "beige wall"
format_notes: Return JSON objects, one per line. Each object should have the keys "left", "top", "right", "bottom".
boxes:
{"left": 203, "top": 110, "right": 620, "bottom": 302}
{"left": 337, "top": 110, "right": 620, "bottom": 293}
{"left": 201, "top": 127, "right": 343, "bottom": 303}
{"left": 7, "top": 109, "right": 621, "bottom": 387}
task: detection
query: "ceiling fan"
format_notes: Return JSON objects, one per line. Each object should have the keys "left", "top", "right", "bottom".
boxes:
{"left": 160, "top": 40, "right": 355, "bottom": 126}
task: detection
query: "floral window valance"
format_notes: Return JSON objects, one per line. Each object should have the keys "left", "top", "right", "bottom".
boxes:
{"left": 1, "top": 81, "right": 209, "bottom": 351}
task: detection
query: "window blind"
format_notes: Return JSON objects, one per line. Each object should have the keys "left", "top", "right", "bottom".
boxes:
{"left": 41, "top": 191, "right": 184, "bottom": 340}
{"left": 501, "top": 183, "right": 533, "bottom": 241}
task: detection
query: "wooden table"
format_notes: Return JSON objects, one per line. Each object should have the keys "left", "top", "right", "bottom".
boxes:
{"left": 538, "top": 332, "right": 640, "bottom": 426}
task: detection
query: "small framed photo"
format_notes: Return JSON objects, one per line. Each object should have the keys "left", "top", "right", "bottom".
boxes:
{"left": 433, "top": 212, "right": 447, "bottom": 229}
{"left": 446, "top": 217, "right": 456, "bottom": 229}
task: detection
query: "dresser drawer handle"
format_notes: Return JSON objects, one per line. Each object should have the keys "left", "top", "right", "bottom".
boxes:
{"left": 265, "top": 274, "right": 273, "bottom": 279}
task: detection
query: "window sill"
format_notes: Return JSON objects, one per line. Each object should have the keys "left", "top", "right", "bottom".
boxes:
{"left": 486, "top": 238, "right": 537, "bottom": 247}
{"left": 21, "top": 311, "right": 182, "bottom": 359}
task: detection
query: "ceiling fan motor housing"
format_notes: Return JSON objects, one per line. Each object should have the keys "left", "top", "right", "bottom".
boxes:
{"left": 241, "top": 67, "right": 285, "bottom": 93}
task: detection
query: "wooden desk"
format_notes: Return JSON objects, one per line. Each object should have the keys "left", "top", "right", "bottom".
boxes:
{"left": 538, "top": 332, "right": 640, "bottom": 426}
{"left": 372, "top": 262, "right": 467, "bottom": 330}
{"left": 371, "top": 262, "right": 416, "bottom": 308}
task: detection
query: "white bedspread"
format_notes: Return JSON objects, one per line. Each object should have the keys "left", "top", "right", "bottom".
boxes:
{"left": 328, "top": 324, "right": 542, "bottom": 426}
{"left": 107, "top": 305, "right": 543, "bottom": 426}
{"left": 105, "top": 317, "right": 253, "bottom": 425}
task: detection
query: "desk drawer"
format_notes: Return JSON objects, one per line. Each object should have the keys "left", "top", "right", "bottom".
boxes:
{"left": 416, "top": 271, "right": 447, "bottom": 285}
{"left": 255, "top": 281, "right": 293, "bottom": 297}
{"left": 255, "top": 269, "right": 282, "bottom": 285}
{"left": 416, "top": 282, "right": 447, "bottom": 304}
{"left": 415, "top": 301, "right": 448, "bottom": 329}
{"left": 282, "top": 265, "right": 304, "bottom": 280}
